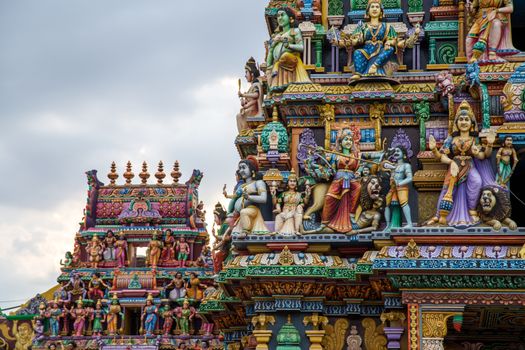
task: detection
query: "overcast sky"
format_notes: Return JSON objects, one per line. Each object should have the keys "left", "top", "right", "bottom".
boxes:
{"left": 0, "top": 1, "right": 268, "bottom": 309}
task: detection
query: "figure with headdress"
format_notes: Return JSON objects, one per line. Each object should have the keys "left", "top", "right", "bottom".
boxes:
{"left": 265, "top": 7, "right": 311, "bottom": 93}
{"left": 211, "top": 203, "right": 232, "bottom": 274}
{"left": 106, "top": 294, "right": 122, "bottom": 336}
{"left": 47, "top": 299, "right": 63, "bottom": 337}
{"left": 87, "top": 272, "right": 108, "bottom": 302}
{"left": 141, "top": 294, "right": 158, "bottom": 336}
{"left": 87, "top": 236, "right": 103, "bottom": 268}
{"left": 146, "top": 232, "right": 163, "bottom": 268}
{"left": 91, "top": 300, "right": 105, "bottom": 336}
{"left": 160, "top": 302, "right": 175, "bottom": 336}
{"left": 466, "top": 0, "right": 518, "bottom": 63}
{"left": 428, "top": 100, "right": 496, "bottom": 227}
{"left": 271, "top": 169, "right": 310, "bottom": 235}
{"left": 70, "top": 298, "right": 87, "bottom": 336}
{"left": 103, "top": 230, "right": 116, "bottom": 261}
{"left": 176, "top": 236, "right": 190, "bottom": 267}
{"left": 161, "top": 229, "right": 176, "bottom": 262}
{"left": 496, "top": 135, "right": 518, "bottom": 188}
{"left": 383, "top": 146, "right": 413, "bottom": 229}
{"left": 174, "top": 298, "right": 195, "bottom": 336}
{"left": 230, "top": 157, "right": 270, "bottom": 237}
{"left": 316, "top": 128, "right": 362, "bottom": 232}
{"left": 236, "top": 57, "right": 264, "bottom": 134}
{"left": 114, "top": 232, "right": 127, "bottom": 268}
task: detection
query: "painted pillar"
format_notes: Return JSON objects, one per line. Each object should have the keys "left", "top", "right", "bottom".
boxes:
{"left": 429, "top": 38, "right": 437, "bottom": 65}
{"left": 420, "top": 307, "right": 464, "bottom": 350}
{"left": 314, "top": 40, "right": 323, "bottom": 68}
{"left": 455, "top": 0, "right": 468, "bottom": 63}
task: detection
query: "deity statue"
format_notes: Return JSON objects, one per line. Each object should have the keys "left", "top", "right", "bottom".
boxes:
{"left": 114, "top": 232, "right": 127, "bottom": 268}
{"left": 317, "top": 128, "right": 362, "bottom": 232}
{"left": 186, "top": 272, "right": 205, "bottom": 301}
{"left": 176, "top": 236, "right": 190, "bottom": 267}
{"left": 348, "top": 176, "right": 384, "bottom": 234}
{"left": 141, "top": 294, "right": 158, "bottom": 336}
{"left": 435, "top": 71, "right": 456, "bottom": 97}
{"left": 13, "top": 321, "right": 33, "bottom": 350}
{"left": 160, "top": 302, "right": 175, "bottom": 336}
{"left": 72, "top": 237, "right": 81, "bottom": 267}
{"left": 428, "top": 100, "right": 496, "bottom": 226}
{"left": 333, "top": 0, "right": 418, "bottom": 80}
{"left": 175, "top": 299, "right": 195, "bottom": 336}
{"left": 65, "top": 272, "right": 86, "bottom": 301}
{"left": 231, "top": 157, "right": 270, "bottom": 238}
{"left": 87, "top": 236, "right": 103, "bottom": 268}
{"left": 91, "top": 300, "right": 105, "bottom": 337}
{"left": 265, "top": 7, "right": 311, "bottom": 93}
{"left": 60, "top": 252, "right": 73, "bottom": 268}
{"left": 466, "top": 0, "right": 518, "bottom": 63}
{"left": 496, "top": 135, "right": 518, "bottom": 188}
{"left": 70, "top": 298, "right": 87, "bottom": 336}
{"left": 32, "top": 319, "right": 45, "bottom": 343}
{"left": 271, "top": 169, "right": 310, "bottom": 236}
{"left": 166, "top": 272, "right": 187, "bottom": 301}
{"left": 161, "top": 229, "right": 176, "bottom": 262}
{"left": 106, "top": 294, "right": 122, "bottom": 336}
{"left": 383, "top": 147, "right": 413, "bottom": 229}
{"left": 211, "top": 203, "right": 232, "bottom": 274}
{"left": 195, "top": 245, "right": 213, "bottom": 267}
{"left": 87, "top": 273, "right": 108, "bottom": 302}
{"left": 47, "top": 300, "right": 62, "bottom": 337}
{"left": 236, "top": 57, "right": 264, "bottom": 133}
{"left": 146, "top": 232, "right": 163, "bottom": 268}
{"left": 103, "top": 230, "right": 116, "bottom": 261}
{"left": 53, "top": 282, "right": 71, "bottom": 306}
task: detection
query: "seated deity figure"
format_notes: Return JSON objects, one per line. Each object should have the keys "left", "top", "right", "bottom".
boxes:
{"left": 466, "top": 0, "right": 518, "bottom": 63}
{"left": 427, "top": 100, "right": 496, "bottom": 227}
{"left": 236, "top": 57, "right": 264, "bottom": 134}
{"left": 265, "top": 7, "right": 311, "bottom": 92}
{"left": 230, "top": 158, "right": 270, "bottom": 238}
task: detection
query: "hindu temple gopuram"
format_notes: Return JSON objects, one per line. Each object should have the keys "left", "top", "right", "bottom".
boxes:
{"left": 3, "top": 0, "right": 525, "bottom": 349}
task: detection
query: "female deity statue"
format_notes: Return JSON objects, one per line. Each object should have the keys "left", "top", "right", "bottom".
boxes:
{"left": 87, "top": 236, "right": 103, "bottom": 268}
{"left": 160, "top": 303, "right": 175, "bottom": 336}
{"left": 70, "top": 298, "right": 87, "bottom": 336}
{"left": 496, "top": 135, "right": 518, "bottom": 188}
{"left": 161, "top": 229, "right": 176, "bottom": 262}
{"left": 236, "top": 57, "right": 263, "bottom": 134}
{"left": 231, "top": 158, "right": 270, "bottom": 238}
{"left": 333, "top": 0, "right": 399, "bottom": 80}
{"left": 317, "top": 128, "right": 362, "bottom": 232}
{"left": 176, "top": 236, "right": 190, "bottom": 267}
{"left": 265, "top": 7, "right": 311, "bottom": 93}
{"left": 91, "top": 300, "right": 105, "bottom": 336}
{"left": 186, "top": 272, "right": 205, "bottom": 301}
{"left": 166, "top": 272, "right": 187, "bottom": 301}
{"left": 47, "top": 300, "right": 62, "bottom": 337}
{"left": 211, "top": 203, "right": 232, "bottom": 274}
{"left": 114, "top": 232, "right": 127, "bottom": 268}
{"left": 175, "top": 299, "right": 195, "bottom": 336}
{"left": 103, "top": 230, "right": 116, "bottom": 261}
{"left": 466, "top": 0, "right": 518, "bottom": 63}
{"left": 106, "top": 294, "right": 122, "bottom": 336}
{"left": 146, "top": 232, "right": 163, "bottom": 268}
{"left": 271, "top": 169, "right": 310, "bottom": 236}
{"left": 428, "top": 100, "right": 496, "bottom": 226}
{"left": 141, "top": 294, "right": 158, "bottom": 336}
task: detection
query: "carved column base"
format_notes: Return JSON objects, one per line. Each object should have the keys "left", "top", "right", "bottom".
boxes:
{"left": 383, "top": 326, "right": 404, "bottom": 349}
{"left": 253, "top": 329, "right": 273, "bottom": 350}
{"left": 305, "top": 329, "right": 326, "bottom": 350}
{"left": 422, "top": 338, "right": 444, "bottom": 350}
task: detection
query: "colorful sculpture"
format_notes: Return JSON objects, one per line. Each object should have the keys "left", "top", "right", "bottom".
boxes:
{"left": 211, "top": 203, "right": 231, "bottom": 274}
{"left": 466, "top": 0, "right": 518, "bottom": 63}
{"left": 477, "top": 185, "right": 517, "bottom": 230}
{"left": 428, "top": 100, "right": 496, "bottom": 227}
{"left": 70, "top": 298, "right": 87, "bottom": 337}
{"left": 141, "top": 294, "right": 158, "bottom": 336}
{"left": 160, "top": 303, "right": 175, "bottom": 336}
{"left": 383, "top": 147, "right": 413, "bottom": 229}
{"left": 176, "top": 236, "right": 190, "bottom": 267}
{"left": 166, "top": 272, "right": 187, "bottom": 301}
{"left": 496, "top": 135, "right": 518, "bottom": 187}
{"left": 186, "top": 272, "right": 204, "bottom": 301}
{"left": 87, "top": 273, "right": 108, "bottom": 301}
{"left": 91, "top": 300, "right": 105, "bottom": 337}
{"left": 114, "top": 232, "right": 127, "bottom": 268}
{"left": 175, "top": 299, "right": 195, "bottom": 336}
{"left": 146, "top": 232, "right": 163, "bottom": 268}
{"left": 349, "top": 176, "right": 384, "bottom": 234}
{"left": 161, "top": 229, "right": 176, "bottom": 262}
{"left": 103, "top": 230, "right": 116, "bottom": 261}
{"left": 87, "top": 236, "right": 103, "bottom": 268}
{"left": 272, "top": 169, "right": 310, "bottom": 236}
{"left": 236, "top": 57, "right": 263, "bottom": 133}
{"left": 47, "top": 300, "right": 62, "bottom": 337}
{"left": 106, "top": 294, "right": 122, "bottom": 336}
{"left": 265, "top": 7, "right": 311, "bottom": 92}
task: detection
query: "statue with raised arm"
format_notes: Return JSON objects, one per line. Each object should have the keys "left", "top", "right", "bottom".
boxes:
{"left": 383, "top": 147, "right": 413, "bottom": 229}
{"left": 236, "top": 57, "right": 264, "bottom": 133}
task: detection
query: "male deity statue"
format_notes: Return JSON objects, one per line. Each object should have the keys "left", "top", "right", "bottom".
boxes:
{"left": 236, "top": 57, "right": 263, "bottom": 134}
{"left": 383, "top": 147, "right": 413, "bottom": 229}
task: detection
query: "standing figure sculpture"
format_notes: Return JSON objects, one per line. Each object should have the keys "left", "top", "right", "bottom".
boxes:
{"left": 496, "top": 135, "right": 518, "bottom": 188}
{"left": 176, "top": 236, "right": 190, "bottom": 267}
{"left": 91, "top": 300, "right": 105, "bottom": 337}
{"left": 428, "top": 100, "right": 496, "bottom": 227}
{"left": 175, "top": 299, "right": 195, "bottom": 336}
{"left": 383, "top": 147, "right": 413, "bottom": 229}
{"left": 466, "top": 0, "right": 518, "bottom": 63}
{"left": 87, "top": 236, "right": 103, "bottom": 268}
{"left": 265, "top": 7, "right": 311, "bottom": 93}
{"left": 87, "top": 273, "right": 108, "bottom": 301}
{"left": 141, "top": 294, "right": 158, "bottom": 336}
{"left": 272, "top": 169, "right": 310, "bottom": 236}
{"left": 318, "top": 128, "right": 362, "bottom": 232}
{"left": 161, "top": 229, "right": 176, "bottom": 262}
{"left": 211, "top": 203, "right": 232, "bottom": 274}
{"left": 106, "top": 294, "right": 122, "bottom": 336}
{"left": 103, "top": 230, "right": 116, "bottom": 261}
{"left": 47, "top": 300, "right": 62, "bottom": 337}
{"left": 166, "top": 272, "right": 187, "bottom": 301}
{"left": 70, "top": 298, "right": 87, "bottom": 337}
{"left": 146, "top": 232, "right": 163, "bottom": 268}
{"left": 333, "top": 0, "right": 398, "bottom": 79}
{"left": 160, "top": 303, "right": 175, "bottom": 336}
{"left": 236, "top": 57, "right": 264, "bottom": 133}
{"left": 114, "top": 232, "right": 127, "bottom": 268}
{"left": 231, "top": 158, "right": 269, "bottom": 238}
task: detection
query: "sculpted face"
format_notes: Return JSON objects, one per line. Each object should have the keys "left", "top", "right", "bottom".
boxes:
{"left": 480, "top": 189, "right": 497, "bottom": 213}
{"left": 456, "top": 112, "right": 472, "bottom": 132}
{"left": 362, "top": 167, "right": 371, "bottom": 177}
{"left": 288, "top": 177, "right": 297, "bottom": 190}
{"left": 238, "top": 162, "right": 251, "bottom": 180}
{"left": 276, "top": 10, "right": 290, "bottom": 28}
{"left": 368, "top": 3, "right": 382, "bottom": 19}
{"left": 245, "top": 69, "right": 253, "bottom": 83}
{"left": 373, "top": 197, "right": 384, "bottom": 210}
{"left": 341, "top": 135, "right": 354, "bottom": 150}
{"left": 505, "top": 137, "right": 513, "bottom": 147}
{"left": 367, "top": 177, "right": 382, "bottom": 200}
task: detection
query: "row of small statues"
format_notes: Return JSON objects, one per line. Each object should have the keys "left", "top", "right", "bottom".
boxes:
{"left": 236, "top": 0, "right": 518, "bottom": 133}
{"left": 44, "top": 340, "right": 218, "bottom": 350}
{"left": 34, "top": 294, "right": 212, "bottom": 340}
{"left": 61, "top": 231, "right": 213, "bottom": 269}
{"left": 217, "top": 100, "right": 519, "bottom": 241}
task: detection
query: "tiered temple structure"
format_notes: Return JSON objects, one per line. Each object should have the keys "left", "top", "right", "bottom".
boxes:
{"left": 2, "top": 0, "right": 525, "bottom": 349}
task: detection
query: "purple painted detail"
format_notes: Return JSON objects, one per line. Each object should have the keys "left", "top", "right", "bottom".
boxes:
{"left": 451, "top": 246, "right": 475, "bottom": 259}
{"left": 485, "top": 246, "right": 508, "bottom": 259}
{"left": 387, "top": 246, "right": 406, "bottom": 258}
{"left": 390, "top": 128, "right": 414, "bottom": 158}
{"left": 383, "top": 327, "right": 404, "bottom": 349}
{"left": 426, "top": 128, "right": 448, "bottom": 144}
{"left": 297, "top": 128, "right": 318, "bottom": 170}
{"left": 504, "top": 110, "right": 525, "bottom": 122}
{"left": 419, "top": 246, "right": 442, "bottom": 258}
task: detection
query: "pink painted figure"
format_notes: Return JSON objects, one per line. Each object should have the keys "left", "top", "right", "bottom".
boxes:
{"left": 466, "top": 0, "right": 518, "bottom": 63}
{"left": 435, "top": 71, "right": 456, "bottom": 97}
{"left": 161, "top": 229, "right": 176, "bottom": 262}
{"left": 70, "top": 298, "right": 87, "bottom": 336}
{"left": 114, "top": 232, "right": 128, "bottom": 268}
{"left": 176, "top": 236, "right": 190, "bottom": 267}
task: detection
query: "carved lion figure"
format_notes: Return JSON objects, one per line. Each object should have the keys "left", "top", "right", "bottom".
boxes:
{"left": 476, "top": 185, "right": 517, "bottom": 231}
